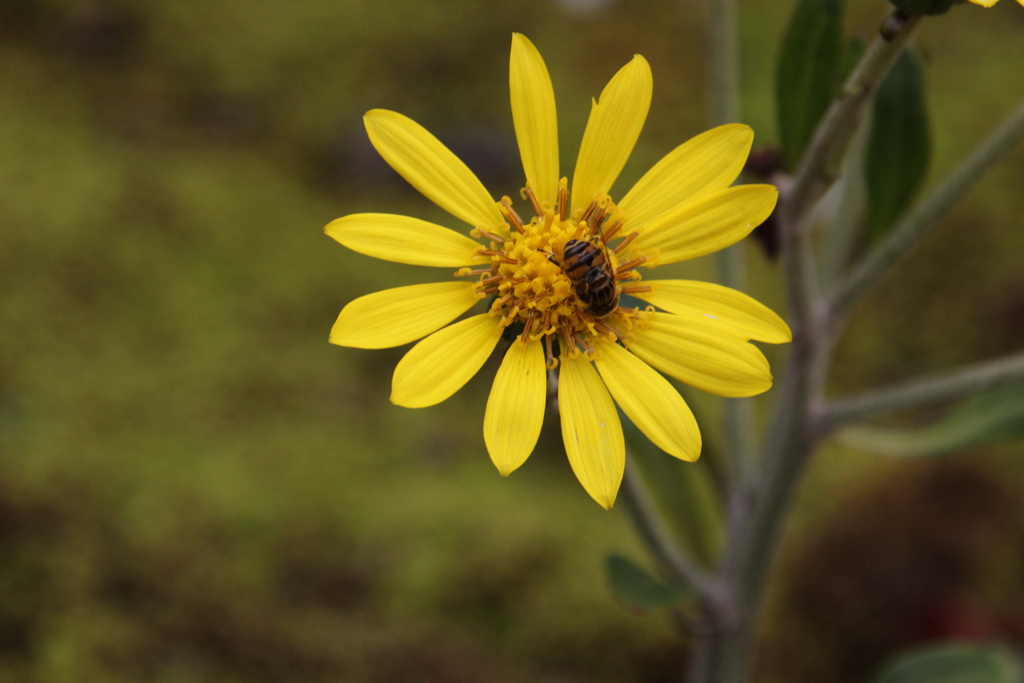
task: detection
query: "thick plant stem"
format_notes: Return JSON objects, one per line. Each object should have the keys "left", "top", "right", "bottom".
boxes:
{"left": 687, "top": 11, "right": 922, "bottom": 683}
{"left": 832, "top": 100, "right": 1024, "bottom": 315}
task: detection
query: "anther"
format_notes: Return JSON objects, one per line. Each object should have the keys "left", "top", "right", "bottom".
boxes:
{"left": 557, "top": 184, "right": 569, "bottom": 221}
{"left": 601, "top": 220, "right": 622, "bottom": 243}
{"left": 580, "top": 200, "right": 598, "bottom": 223}
{"left": 544, "top": 335, "right": 558, "bottom": 370}
{"left": 575, "top": 334, "right": 595, "bottom": 357}
{"left": 619, "top": 284, "right": 652, "bottom": 294}
{"left": 559, "top": 324, "right": 576, "bottom": 357}
{"left": 594, "top": 321, "right": 624, "bottom": 341}
{"left": 520, "top": 313, "right": 536, "bottom": 342}
{"left": 477, "top": 286, "right": 500, "bottom": 295}
{"left": 499, "top": 198, "right": 525, "bottom": 233}
{"left": 612, "top": 231, "right": 640, "bottom": 254}
{"left": 588, "top": 208, "right": 607, "bottom": 237}
{"left": 521, "top": 186, "right": 544, "bottom": 218}
{"left": 472, "top": 228, "right": 506, "bottom": 244}
{"left": 616, "top": 256, "right": 648, "bottom": 272}
{"left": 477, "top": 274, "right": 503, "bottom": 286}
{"left": 456, "top": 267, "right": 492, "bottom": 277}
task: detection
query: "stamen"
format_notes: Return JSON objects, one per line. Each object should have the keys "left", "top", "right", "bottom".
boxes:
{"left": 520, "top": 313, "right": 536, "bottom": 342}
{"left": 559, "top": 324, "right": 576, "bottom": 358}
{"left": 619, "top": 284, "right": 653, "bottom": 294}
{"left": 477, "top": 286, "right": 500, "bottom": 295}
{"left": 521, "top": 186, "right": 544, "bottom": 218}
{"left": 557, "top": 183, "right": 569, "bottom": 221}
{"left": 541, "top": 309, "right": 554, "bottom": 334}
{"left": 601, "top": 220, "right": 622, "bottom": 243}
{"left": 616, "top": 256, "right": 648, "bottom": 272}
{"left": 499, "top": 198, "right": 525, "bottom": 233}
{"left": 478, "top": 274, "right": 503, "bottom": 286}
{"left": 477, "top": 249, "right": 519, "bottom": 265}
{"left": 615, "top": 270, "right": 638, "bottom": 281}
{"left": 580, "top": 200, "right": 598, "bottom": 223}
{"left": 456, "top": 267, "right": 492, "bottom": 277}
{"left": 594, "top": 321, "right": 624, "bottom": 341}
{"left": 612, "top": 231, "right": 640, "bottom": 254}
{"left": 472, "top": 228, "right": 506, "bottom": 244}
{"left": 544, "top": 334, "right": 558, "bottom": 370}
{"left": 575, "top": 334, "right": 595, "bottom": 357}
{"left": 587, "top": 207, "right": 607, "bottom": 236}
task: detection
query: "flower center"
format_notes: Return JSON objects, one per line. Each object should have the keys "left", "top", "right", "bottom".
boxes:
{"left": 457, "top": 179, "right": 656, "bottom": 368}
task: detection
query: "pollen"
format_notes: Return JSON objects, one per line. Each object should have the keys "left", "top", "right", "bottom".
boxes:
{"left": 461, "top": 178, "right": 654, "bottom": 366}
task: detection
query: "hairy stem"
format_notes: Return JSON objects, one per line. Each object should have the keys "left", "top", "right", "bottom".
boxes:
{"left": 688, "top": 10, "right": 922, "bottom": 683}
{"left": 822, "top": 351, "right": 1024, "bottom": 431}
{"left": 619, "top": 458, "right": 723, "bottom": 608}
{"left": 832, "top": 100, "right": 1024, "bottom": 314}
{"left": 788, "top": 10, "right": 921, "bottom": 222}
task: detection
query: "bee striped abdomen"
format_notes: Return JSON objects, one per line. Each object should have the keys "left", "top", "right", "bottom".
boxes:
{"left": 561, "top": 239, "right": 619, "bottom": 318}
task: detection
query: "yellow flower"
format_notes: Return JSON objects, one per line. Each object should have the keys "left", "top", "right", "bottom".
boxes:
{"left": 326, "top": 34, "right": 790, "bottom": 509}
{"left": 968, "top": 0, "right": 1024, "bottom": 6}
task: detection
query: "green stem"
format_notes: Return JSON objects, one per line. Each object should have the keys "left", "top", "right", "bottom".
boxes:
{"left": 688, "top": 11, "right": 922, "bottom": 683}
{"left": 832, "top": 100, "right": 1024, "bottom": 315}
{"left": 709, "top": 0, "right": 741, "bottom": 125}
{"left": 822, "top": 351, "right": 1024, "bottom": 431}
{"left": 788, "top": 11, "right": 921, "bottom": 222}
{"left": 619, "top": 458, "right": 723, "bottom": 606}
{"left": 709, "top": 0, "right": 754, "bottom": 480}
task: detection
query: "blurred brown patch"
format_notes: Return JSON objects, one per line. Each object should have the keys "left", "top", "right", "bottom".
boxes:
{"left": 759, "top": 460, "right": 1024, "bottom": 683}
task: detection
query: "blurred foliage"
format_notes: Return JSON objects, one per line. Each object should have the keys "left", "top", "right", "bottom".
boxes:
{"left": 865, "top": 48, "right": 931, "bottom": 242}
{"left": 873, "top": 643, "right": 1024, "bottom": 683}
{"left": 0, "top": 0, "right": 1021, "bottom": 681}
{"left": 839, "top": 381, "right": 1024, "bottom": 457}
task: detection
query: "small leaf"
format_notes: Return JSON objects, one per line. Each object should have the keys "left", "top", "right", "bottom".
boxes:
{"left": 776, "top": 0, "right": 844, "bottom": 171}
{"left": 605, "top": 554, "right": 689, "bottom": 611}
{"left": 838, "top": 382, "right": 1024, "bottom": 457}
{"left": 874, "top": 643, "right": 1024, "bottom": 683}
{"left": 865, "top": 48, "right": 931, "bottom": 242}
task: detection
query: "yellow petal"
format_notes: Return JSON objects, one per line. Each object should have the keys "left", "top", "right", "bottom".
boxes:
{"left": 638, "top": 280, "right": 792, "bottom": 344}
{"left": 510, "top": 34, "right": 559, "bottom": 206}
{"left": 627, "top": 312, "right": 773, "bottom": 398}
{"left": 968, "top": 0, "right": 998, "bottom": 5}
{"left": 618, "top": 124, "right": 754, "bottom": 229}
{"left": 391, "top": 314, "right": 502, "bottom": 408}
{"left": 570, "top": 55, "right": 653, "bottom": 214}
{"left": 483, "top": 339, "right": 546, "bottom": 476}
{"left": 330, "top": 282, "right": 480, "bottom": 349}
{"left": 558, "top": 354, "right": 624, "bottom": 509}
{"left": 632, "top": 185, "right": 778, "bottom": 265}
{"left": 364, "top": 109, "right": 505, "bottom": 228}
{"left": 325, "top": 213, "right": 488, "bottom": 267}
{"left": 594, "top": 342, "right": 701, "bottom": 462}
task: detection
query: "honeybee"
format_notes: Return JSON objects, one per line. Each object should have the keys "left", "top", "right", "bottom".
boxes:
{"left": 559, "top": 237, "right": 619, "bottom": 318}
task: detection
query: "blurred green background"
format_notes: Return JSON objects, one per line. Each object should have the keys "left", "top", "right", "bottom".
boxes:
{"left": 0, "top": 0, "right": 1022, "bottom": 681}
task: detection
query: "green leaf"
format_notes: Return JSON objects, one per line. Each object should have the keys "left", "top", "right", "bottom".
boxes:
{"left": 865, "top": 48, "right": 931, "bottom": 242}
{"left": 838, "top": 381, "right": 1024, "bottom": 457}
{"left": 874, "top": 643, "right": 1024, "bottom": 683}
{"left": 776, "top": 0, "right": 844, "bottom": 171}
{"left": 623, "top": 418, "right": 724, "bottom": 568}
{"left": 605, "top": 554, "right": 689, "bottom": 611}
{"left": 839, "top": 36, "right": 866, "bottom": 85}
